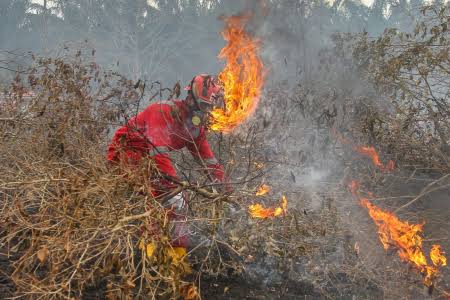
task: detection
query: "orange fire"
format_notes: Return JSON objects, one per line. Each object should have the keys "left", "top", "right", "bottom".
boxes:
{"left": 210, "top": 14, "right": 265, "bottom": 132}
{"left": 256, "top": 184, "right": 270, "bottom": 196}
{"left": 430, "top": 245, "right": 447, "bottom": 267}
{"left": 353, "top": 145, "right": 395, "bottom": 172}
{"left": 249, "top": 195, "right": 287, "bottom": 219}
{"left": 331, "top": 128, "right": 394, "bottom": 172}
{"left": 360, "top": 198, "right": 447, "bottom": 286}
{"left": 342, "top": 128, "right": 447, "bottom": 288}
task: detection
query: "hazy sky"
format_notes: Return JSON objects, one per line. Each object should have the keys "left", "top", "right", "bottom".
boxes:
{"left": 31, "top": 0, "right": 161, "bottom": 7}
{"left": 31, "top": 0, "right": 376, "bottom": 8}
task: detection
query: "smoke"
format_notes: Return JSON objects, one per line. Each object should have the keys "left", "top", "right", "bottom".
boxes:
{"left": 235, "top": 2, "right": 449, "bottom": 296}
{"left": 2, "top": 0, "right": 448, "bottom": 297}
{"left": 0, "top": 0, "right": 419, "bottom": 89}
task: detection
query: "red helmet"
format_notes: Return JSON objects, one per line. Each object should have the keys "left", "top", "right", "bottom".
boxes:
{"left": 185, "top": 74, "right": 224, "bottom": 111}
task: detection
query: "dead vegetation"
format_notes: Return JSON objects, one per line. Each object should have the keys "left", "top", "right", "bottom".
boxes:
{"left": 0, "top": 49, "right": 325, "bottom": 299}
{"left": 0, "top": 7, "right": 449, "bottom": 299}
{"left": 345, "top": 5, "right": 450, "bottom": 172}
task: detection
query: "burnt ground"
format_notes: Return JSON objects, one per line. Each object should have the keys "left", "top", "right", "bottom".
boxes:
{"left": 1, "top": 172, "right": 448, "bottom": 299}
{"left": 0, "top": 207, "right": 382, "bottom": 300}
{"left": 0, "top": 248, "right": 16, "bottom": 298}
{"left": 199, "top": 275, "right": 318, "bottom": 299}
{"left": 0, "top": 256, "right": 364, "bottom": 300}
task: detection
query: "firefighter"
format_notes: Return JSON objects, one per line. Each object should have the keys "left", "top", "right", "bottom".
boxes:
{"left": 107, "top": 74, "right": 227, "bottom": 249}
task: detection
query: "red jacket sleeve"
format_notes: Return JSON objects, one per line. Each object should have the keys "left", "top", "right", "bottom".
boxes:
{"left": 152, "top": 153, "right": 177, "bottom": 178}
{"left": 187, "top": 130, "right": 224, "bottom": 182}
{"left": 107, "top": 117, "right": 150, "bottom": 163}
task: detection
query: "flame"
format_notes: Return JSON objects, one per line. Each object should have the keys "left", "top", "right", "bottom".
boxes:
{"left": 249, "top": 195, "right": 287, "bottom": 219}
{"left": 254, "top": 162, "right": 264, "bottom": 169}
{"left": 210, "top": 14, "right": 265, "bottom": 132}
{"left": 274, "top": 195, "right": 288, "bottom": 216}
{"left": 430, "top": 245, "right": 447, "bottom": 267}
{"left": 342, "top": 128, "right": 447, "bottom": 288}
{"left": 248, "top": 204, "right": 275, "bottom": 218}
{"left": 256, "top": 184, "right": 270, "bottom": 196}
{"left": 354, "top": 242, "right": 360, "bottom": 255}
{"left": 332, "top": 128, "right": 394, "bottom": 172}
{"left": 360, "top": 198, "right": 447, "bottom": 286}
{"left": 353, "top": 145, "right": 395, "bottom": 172}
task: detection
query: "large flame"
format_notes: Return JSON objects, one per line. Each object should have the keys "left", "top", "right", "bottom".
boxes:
{"left": 360, "top": 198, "right": 446, "bottom": 286}
{"left": 249, "top": 195, "right": 287, "bottom": 219}
{"left": 348, "top": 156, "right": 447, "bottom": 287}
{"left": 210, "top": 14, "right": 265, "bottom": 132}
{"left": 350, "top": 197, "right": 448, "bottom": 288}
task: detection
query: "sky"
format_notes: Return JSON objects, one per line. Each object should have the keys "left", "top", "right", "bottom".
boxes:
{"left": 31, "top": 0, "right": 160, "bottom": 8}
{"left": 31, "top": 0, "right": 376, "bottom": 9}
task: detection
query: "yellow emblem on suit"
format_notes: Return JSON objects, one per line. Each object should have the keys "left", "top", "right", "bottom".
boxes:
{"left": 191, "top": 116, "right": 201, "bottom": 126}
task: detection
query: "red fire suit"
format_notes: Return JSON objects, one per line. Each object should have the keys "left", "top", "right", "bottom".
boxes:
{"left": 107, "top": 99, "right": 225, "bottom": 248}
{"left": 107, "top": 99, "right": 225, "bottom": 194}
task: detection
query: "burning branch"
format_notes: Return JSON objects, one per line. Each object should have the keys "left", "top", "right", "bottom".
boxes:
{"left": 360, "top": 198, "right": 447, "bottom": 287}
{"left": 348, "top": 157, "right": 447, "bottom": 288}
{"left": 341, "top": 127, "right": 448, "bottom": 288}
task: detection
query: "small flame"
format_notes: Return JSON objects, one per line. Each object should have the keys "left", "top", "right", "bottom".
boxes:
{"left": 360, "top": 199, "right": 447, "bottom": 286}
{"left": 332, "top": 129, "right": 394, "bottom": 172}
{"left": 274, "top": 195, "right": 288, "bottom": 216}
{"left": 352, "top": 145, "right": 395, "bottom": 172}
{"left": 354, "top": 242, "right": 360, "bottom": 255}
{"left": 430, "top": 245, "right": 447, "bottom": 267}
{"left": 210, "top": 14, "right": 265, "bottom": 132}
{"left": 249, "top": 195, "right": 287, "bottom": 219}
{"left": 248, "top": 204, "right": 275, "bottom": 219}
{"left": 256, "top": 184, "right": 270, "bottom": 196}
{"left": 254, "top": 162, "right": 264, "bottom": 169}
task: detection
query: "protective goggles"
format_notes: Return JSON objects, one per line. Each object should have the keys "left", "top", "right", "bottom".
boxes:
{"left": 195, "top": 92, "right": 225, "bottom": 112}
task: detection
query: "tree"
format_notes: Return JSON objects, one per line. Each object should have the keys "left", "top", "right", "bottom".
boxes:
{"left": 352, "top": 4, "right": 450, "bottom": 169}
{"left": 0, "top": 1, "right": 31, "bottom": 49}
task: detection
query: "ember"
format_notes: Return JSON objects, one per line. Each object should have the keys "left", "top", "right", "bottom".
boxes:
{"left": 256, "top": 184, "right": 270, "bottom": 196}
{"left": 210, "top": 14, "right": 265, "bottom": 132}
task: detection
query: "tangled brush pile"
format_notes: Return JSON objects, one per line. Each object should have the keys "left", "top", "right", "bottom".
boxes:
{"left": 0, "top": 53, "right": 205, "bottom": 299}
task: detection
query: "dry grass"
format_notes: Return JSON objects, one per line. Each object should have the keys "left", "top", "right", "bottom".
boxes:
{"left": 0, "top": 27, "right": 449, "bottom": 299}
{"left": 0, "top": 50, "right": 288, "bottom": 299}
{"left": 0, "top": 52, "right": 228, "bottom": 299}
